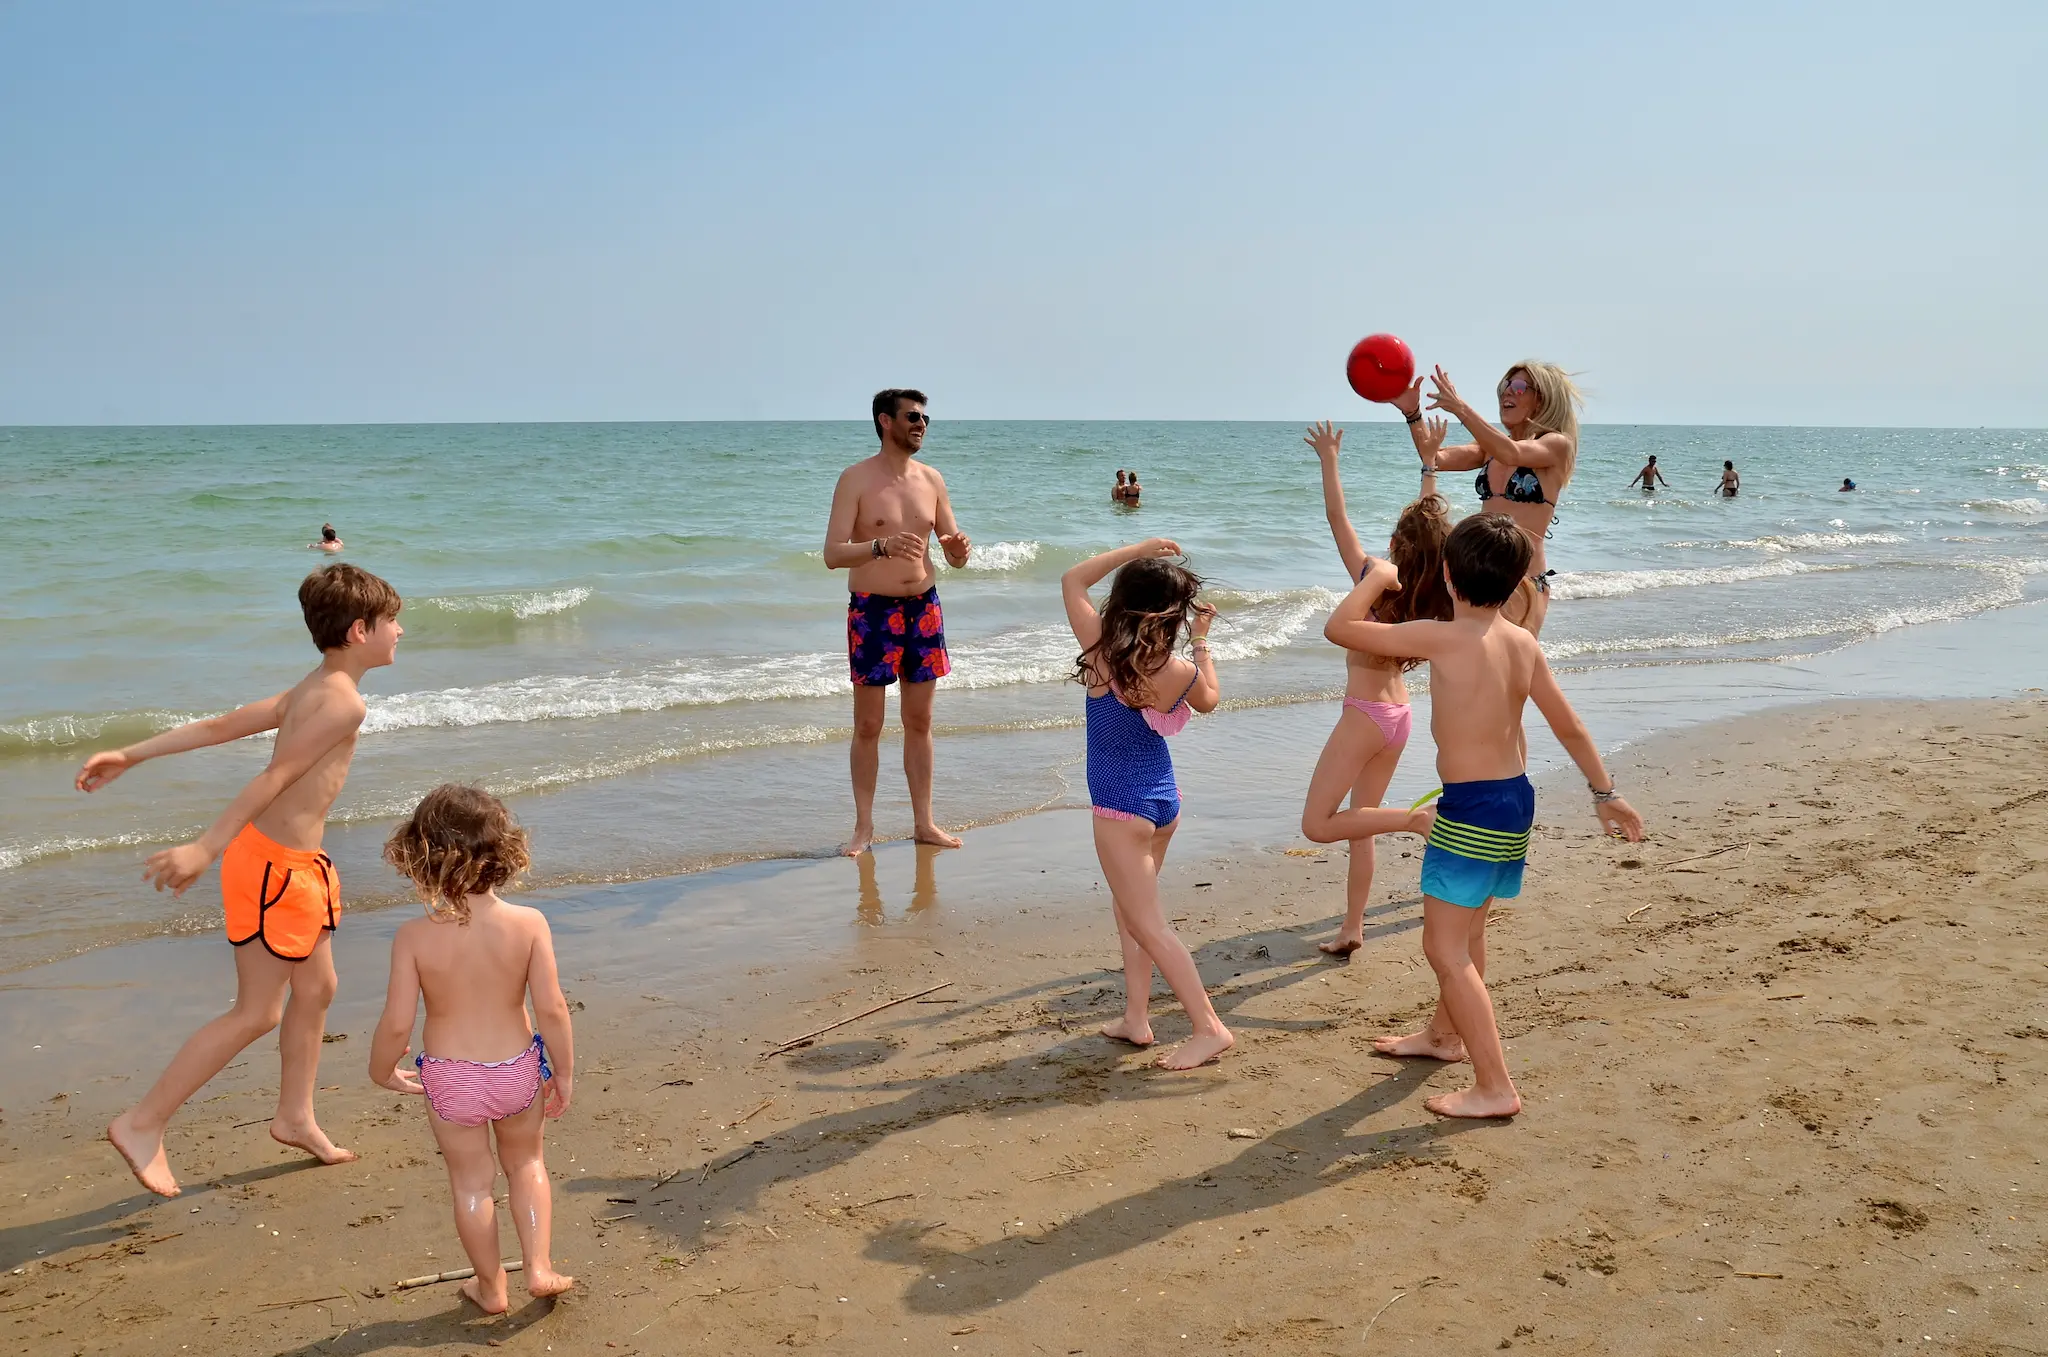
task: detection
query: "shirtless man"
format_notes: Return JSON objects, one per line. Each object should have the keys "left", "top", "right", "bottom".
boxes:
{"left": 76, "top": 562, "right": 402, "bottom": 1195}
{"left": 309, "top": 524, "right": 343, "bottom": 552}
{"left": 1628, "top": 455, "right": 1668, "bottom": 493}
{"left": 823, "top": 389, "right": 972, "bottom": 856}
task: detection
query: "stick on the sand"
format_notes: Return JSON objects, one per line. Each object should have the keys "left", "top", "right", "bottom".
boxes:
{"left": 724, "top": 1097, "right": 773, "bottom": 1129}
{"left": 1624, "top": 904, "right": 1653, "bottom": 923}
{"left": 1765, "top": 993, "right": 1806, "bottom": 1001}
{"left": 760, "top": 981, "right": 952, "bottom": 1057}
{"left": 1659, "top": 843, "right": 1749, "bottom": 870}
{"left": 392, "top": 1261, "right": 522, "bottom": 1291}
{"left": 257, "top": 1293, "right": 348, "bottom": 1312}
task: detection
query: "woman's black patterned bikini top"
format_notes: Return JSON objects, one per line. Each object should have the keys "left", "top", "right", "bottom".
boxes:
{"left": 1474, "top": 461, "right": 1549, "bottom": 505}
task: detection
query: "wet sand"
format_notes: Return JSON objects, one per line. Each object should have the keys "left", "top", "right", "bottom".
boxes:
{"left": 3, "top": 697, "right": 2044, "bottom": 1355}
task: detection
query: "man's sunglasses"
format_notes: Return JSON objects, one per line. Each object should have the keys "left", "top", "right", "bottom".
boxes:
{"left": 897, "top": 410, "right": 931, "bottom": 426}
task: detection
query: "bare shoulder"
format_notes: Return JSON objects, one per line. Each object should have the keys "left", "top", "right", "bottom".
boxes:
{"left": 837, "top": 453, "right": 886, "bottom": 489}
{"left": 503, "top": 900, "right": 553, "bottom": 938}
{"left": 917, "top": 461, "right": 949, "bottom": 490}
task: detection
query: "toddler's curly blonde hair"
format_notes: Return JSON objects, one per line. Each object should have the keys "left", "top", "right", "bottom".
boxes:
{"left": 383, "top": 784, "right": 530, "bottom": 922}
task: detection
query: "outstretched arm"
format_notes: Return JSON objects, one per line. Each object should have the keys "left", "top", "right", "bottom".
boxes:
{"left": 1392, "top": 376, "right": 1485, "bottom": 472}
{"left": 1305, "top": 421, "right": 1368, "bottom": 581}
{"left": 1426, "top": 366, "right": 1574, "bottom": 470}
{"left": 367, "top": 932, "right": 424, "bottom": 1095}
{"left": 527, "top": 916, "right": 575, "bottom": 1117}
{"left": 141, "top": 689, "right": 366, "bottom": 895}
{"left": 1322, "top": 562, "right": 1444, "bottom": 659}
{"left": 1527, "top": 653, "right": 1644, "bottom": 841}
{"left": 75, "top": 693, "right": 287, "bottom": 793}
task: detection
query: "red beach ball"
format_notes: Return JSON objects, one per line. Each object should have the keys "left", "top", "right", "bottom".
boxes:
{"left": 1346, "top": 333, "right": 1415, "bottom": 403}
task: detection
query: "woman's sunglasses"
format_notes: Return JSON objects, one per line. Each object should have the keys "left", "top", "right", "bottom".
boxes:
{"left": 1497, "top": 378, "right": 1534, "bottom": 398}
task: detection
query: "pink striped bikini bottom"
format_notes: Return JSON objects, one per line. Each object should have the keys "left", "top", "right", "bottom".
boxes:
{"left": 415, "top": 1034, "right": 550, "bottom": 1127}
{"left": 1341, "top": 697, "right": 1412, "bottom": 747}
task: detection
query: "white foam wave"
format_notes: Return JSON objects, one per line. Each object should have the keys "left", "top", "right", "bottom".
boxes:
{"left": 356, "top": 591, "right": 1332, "bottom": 734}
{"left": 1549, "top": 559, "right": 1847, "bottom": 602}
{"left": 0, "top": 830, "right": 176, "bottom": 873}
{"left": 415, "top": 587, "right": 593, "bottom": 619}
{"left": 1963, "top": 497, "right": 2046, "bottom": 516}
{"left": 938, "top": 540, "right": 1042, "bottom": 573}
{"left": 1545, "top": 571, "right": 2027, "bottom": 662}
{"left": 1713, "top": 531, "right": 1907, "bottom": 553}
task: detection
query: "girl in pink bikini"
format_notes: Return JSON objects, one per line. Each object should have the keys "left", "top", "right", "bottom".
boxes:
{"left": 1300, "top": 419, "right": 1455, "bottom": 956}
{"left": 369, "top": 785, "right": 577, "bottom": 1313}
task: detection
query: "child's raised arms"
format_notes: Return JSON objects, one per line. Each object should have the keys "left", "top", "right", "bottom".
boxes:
{"left": 74, "top": 692, "right": 290, "bottom": 793}
{"left": 1059, "top": 537, "right": 1182, "bottom": 653}
{"left": 1322, "top": 562, "right": 1455, "bottom": 660}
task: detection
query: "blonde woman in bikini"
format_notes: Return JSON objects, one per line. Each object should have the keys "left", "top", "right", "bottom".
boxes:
{"left": 1300, "top": 420, "right": 1454, "bottom": 956}
{"left": 1392, "top": 361, "right": 1583, "bottom": 637}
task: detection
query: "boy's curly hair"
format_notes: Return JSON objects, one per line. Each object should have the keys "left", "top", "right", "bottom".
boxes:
{"left": 1369, "top": 494, "right": 1457, "bottom": 671}
{"left": 1072, "top": 556, "right": 1203, "bottom": 708}
{"left": 383, "top": 784, "right": 530, "bottom": 923}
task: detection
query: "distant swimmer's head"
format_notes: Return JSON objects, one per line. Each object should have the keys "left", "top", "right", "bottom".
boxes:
{"left": 1374, "top": 494, "right": 1456, "bottom": 667}
{"left": 1725, "top": 460, "right": 1735, "bottom": 470}
{"left": 1074, "top": 553, "right": 1204, "bottom": 708}
{"left": 300, "top": 561, "right": 403, "bottom": 661}
{"left": 1498, "top": 361, "right": 1583, "bottom": 443}
{"left": 1646, "top": 455, "right": 1657, "bottom": 465}
{"left": 321, "top": 523, "right": 338, "bottom": 542}
{"left": 1841, "top": 478, "right": 1856, "bottom": 490}
{"left": 1116, "top": 470, "right": 1128, "bottom": 484}
{"left": 1442, "top": 513, "right": 1533, "bottom": 609}
{"left": 383, "top": 784, "right": 531, "bottom": 923}
{"left": 873, "top": 388, "right": 930, "bottom": 453}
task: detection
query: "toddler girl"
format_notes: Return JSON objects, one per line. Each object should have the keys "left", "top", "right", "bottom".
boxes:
{"left": 370, "top": 785, "right": 576, "bottom": 1312}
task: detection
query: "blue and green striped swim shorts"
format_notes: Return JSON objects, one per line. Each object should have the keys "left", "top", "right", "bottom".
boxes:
{"left": 1420, "top": 774, "right": 1535, "bottom": 909}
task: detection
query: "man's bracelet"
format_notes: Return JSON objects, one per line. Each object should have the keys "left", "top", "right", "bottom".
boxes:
{"left": 1403, "top": 410, "right": 1423, "bottom": 425}
{"left": 1591, "top": 786, "right": 1620, "bottom": 803}
{"left": 1421, "top": 465, "right": 1437, "bottom": 477}
{"left": 870, "top": 538, "right": 884, "bottom": 558}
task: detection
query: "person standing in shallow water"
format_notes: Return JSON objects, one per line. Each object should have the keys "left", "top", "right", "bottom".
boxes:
{"left": 1717, "top": 460, "right": 1741, "bottom": 497}
{"left": 1628, "top": 455, "right": 1668, "bottom": 493}
{"left": 823, "top": 388, "right": 972, "bottom": 856}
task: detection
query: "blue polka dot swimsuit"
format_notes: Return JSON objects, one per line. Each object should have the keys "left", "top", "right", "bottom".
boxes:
{"left": 1085, "top": 673, "right": 1199, "bottom": 827}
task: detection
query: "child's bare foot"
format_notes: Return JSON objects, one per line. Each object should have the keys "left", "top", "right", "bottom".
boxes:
{"left": 107, "top": 1113, "right": 179, "bottom": 1197}
{"left": 1424, "top": 1085, "right": 1521, "bottom": 1119}
{"left": 1372, "top": 1028, "right": 1466, "bottom": 1061}
{"left": 1155, "top": 1028, "right": 1234, "bottom": 1070}
{"left": 1099, "top": 1016, "right": 1155, "bottom": 1047}
{"left": 1317, "top": 936, "right": 1363, "bottom": 957}
{"left": 268, "top": 1117, "right": 358, "bottom": 1166}
{"left": 841, "top": 824, "right": 875, "bottom": 857}
{"left": 913, "top": 822, "right": 963, "bottom": 849}
{"left": 526, "top": 1267, "right": 576, "bottom": 1299}
{"left": 459, "top": 1273, "right": 510, "bottom": 1314}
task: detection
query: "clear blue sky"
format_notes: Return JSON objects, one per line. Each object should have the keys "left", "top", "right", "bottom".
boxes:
{"left": 2, "top": 2, "right": 2042, "bottom": 426}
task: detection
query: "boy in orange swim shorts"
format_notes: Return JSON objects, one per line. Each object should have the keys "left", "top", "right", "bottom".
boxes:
{"left": 75, "top": 563, "right": 403, "bottom": 1197}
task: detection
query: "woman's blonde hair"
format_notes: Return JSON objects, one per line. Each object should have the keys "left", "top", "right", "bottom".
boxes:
{"left": 1504, "top": 360, "right": 1584, "bottom": 444}
{"left": 383, "top": 784, "right": 531, "bottom": 922}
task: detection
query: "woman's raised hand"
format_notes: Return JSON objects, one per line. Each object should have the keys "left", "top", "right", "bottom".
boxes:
{"left": 1140, "top": 537, "right": 1183, "bottom": 558}
{"left": 1303, "top": 420, "right": 1343, "bottom": 462}
{"left": 1189, "top": 601, "right": 1217, "bottom": 639}
{"left": 1424, "top": 365, "right": 1466, "bottom": 415}
{"left": 1391, "top": 376, "right": 1425, "bottom": 417}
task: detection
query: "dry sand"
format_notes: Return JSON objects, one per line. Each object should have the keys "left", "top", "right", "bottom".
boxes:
{"left": 3, "top": 697, "right": 2044, "bottom": 1355}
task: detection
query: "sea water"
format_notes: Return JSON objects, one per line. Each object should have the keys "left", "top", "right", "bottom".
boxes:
{"left": 2, "top": 420, "right": 2044, "bottom": 970}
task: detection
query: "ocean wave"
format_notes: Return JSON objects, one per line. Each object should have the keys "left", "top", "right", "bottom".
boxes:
{"left": 413, "top": 587, "right": 593, "bottom": 619}
{"left": 0, "top": 709, "right": 200, "bottom": 758}
{"left": 1544, "top": 571, "right": 2027, "bottom": 662}
{"left": 0, "top": 829, "right": 178, "bottom": 873}
{"left": 1709, "top": 531, "right": 1907, "bottom": 553}
{"left": 1549, "top": 559, "right": 1848, "bottom": 601}
{"left": 938, "top": 540, "right": 1043, "bottom": 573}
{"left": 1963, "top": 497, "right": 2046, "bottom": 516}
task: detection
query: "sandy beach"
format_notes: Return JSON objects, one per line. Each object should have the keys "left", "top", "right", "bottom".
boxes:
{"left": 3, "top": 696, "right": 2043, "bottom": 1355}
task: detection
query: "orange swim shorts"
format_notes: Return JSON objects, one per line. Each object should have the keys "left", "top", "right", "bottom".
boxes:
{"left": 222, "top": 823, "right": 340, "bottom": 961}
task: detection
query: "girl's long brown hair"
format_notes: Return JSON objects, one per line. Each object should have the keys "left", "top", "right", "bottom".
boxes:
{"left": 1369, "top": 494, "right": 1456, "bottom": 671}
{"left": 1073, "top": 557, "right": 1203, "bottom": 707}
{"left": 383, "top": 784, "right": 532, "bottom": 922}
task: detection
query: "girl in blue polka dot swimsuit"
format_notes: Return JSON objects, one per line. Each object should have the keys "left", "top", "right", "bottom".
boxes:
{"left": 1061, "top": 538, "right": 1233, "bottom": 1070}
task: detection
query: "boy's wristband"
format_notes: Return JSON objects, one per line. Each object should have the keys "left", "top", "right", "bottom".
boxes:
{"left": 1591, "top": 786, "right": 1620, "bottom": 803}
{"left": 1403, "top": 410, "right": 1423, "bottom": 425}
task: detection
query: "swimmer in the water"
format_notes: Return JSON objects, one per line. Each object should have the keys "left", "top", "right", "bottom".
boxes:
{"left": 1839, "top": 478, "right": 1856, "bottom": 492}
{"left": 1113, "top": 469, "right": 1130, "bottom": 502}
{"left": 1716, "top": 461, "right": 1740, "bottom": 497}
{"left": 1124, "top": 471, "right": 1142, "bottom": 505}
{"left": 1628, "top": 455, "right": 1668, "bottom": 493}
{"left": 309, "top": 524, "right": 343, "bottom": 552}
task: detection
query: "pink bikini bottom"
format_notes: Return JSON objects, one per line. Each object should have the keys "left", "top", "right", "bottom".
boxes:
{"left": 1342, "top": 697, "right": 1412, "bottom": 747}
{"left": 415, "top": 1034, "right": 549, "bottom": 1128}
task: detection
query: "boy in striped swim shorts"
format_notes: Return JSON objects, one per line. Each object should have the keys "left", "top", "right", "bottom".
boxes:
{"left": 1325, "top": 514, "right": 1643, "bottom": 1119}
